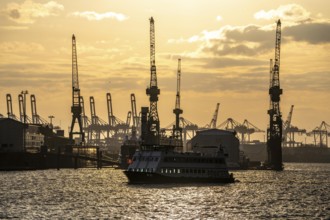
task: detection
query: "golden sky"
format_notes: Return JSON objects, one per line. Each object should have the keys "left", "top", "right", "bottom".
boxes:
{"left": 0, "top": 0, "right": 329, "bottom": 143}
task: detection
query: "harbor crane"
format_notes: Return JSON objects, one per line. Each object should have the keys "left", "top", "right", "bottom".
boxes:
{"left": 18, "top": 93, "right": 32, "bottom": 124}
{"left": 267, "top": 20, "right": 283, "bottom": 171}
{"left": 69, "top": 34, "right": 84, "bottom": 143}
{"left": 30, "top": 94, "right": 48, "bottom": 125}
{"left": 283, "top": 105, "right": 306, "bottom": 147}
{"left": 206, "top": 103, "right": 220, "bottom": 129}
{"left": 89, "top": 96, "right": 107, "bottom": 144}
{"left": 80, "top": 96, "right": 91, "bottom": 131}
{"left": 6, "top": 94, "right": 19, "bottom": 120}
{"left": 145, "top": 17, "right": 161, "bottom": 145}
{"left": 218, "top": 118, "right": 241, "bottom": 131}
{"left": 237, "top": 119, "right": 264, "bottom": 144}
{"left": 309, "top": 121, "right": 330, "bottom": 147}
{"left": 172, "top": 58, "right": 183, "bottom": 145}
{"left": 130, "top": 93, "right": 140, "bottom": 139}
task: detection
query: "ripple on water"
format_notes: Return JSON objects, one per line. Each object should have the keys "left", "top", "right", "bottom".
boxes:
{"left": 0, "top": 163, "right": 329, "bottom": 219}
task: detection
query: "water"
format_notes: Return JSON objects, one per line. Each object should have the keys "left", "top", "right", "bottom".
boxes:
{"left": 0, "top": 163, "right": 329, "bottom": 219}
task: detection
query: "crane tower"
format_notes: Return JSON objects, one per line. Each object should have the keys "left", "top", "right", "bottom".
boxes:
{"left": 172, "top": 58, "right": 183, "bottom": 143}
{"left": 267, "top": 20, "right": 283, "bottom": 171}
{"left": 69, "top": 34, "right": 84, "bottom": 143}
{"left": 145, "top": 17, "right": 160, "bottom": 145}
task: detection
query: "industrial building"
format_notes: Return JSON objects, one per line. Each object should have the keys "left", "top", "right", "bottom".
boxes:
{"left": 187, "top": 129, "right": 240, "bottom": 168}
{"left": 0, "top": 118, "right": 27, "bottom": 152}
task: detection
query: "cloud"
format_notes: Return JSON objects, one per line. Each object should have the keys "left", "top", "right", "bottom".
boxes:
{"left": 71, "top": 11, "right": 128, "bottom": 21}
{"left": 197, "top": 24, "right": 275, "bottom": 57}
{"left": 254, "top": 4, "right": 311, "bottom": 22}
{"left": 4, "top": 0, "right": 64, "bottom": 24}
{"left": 168, "top": 4, "right": 330, "bottom": 59}
{"left": 0, "top": 41, "right": 45, "bottom": 53}
{"left": 284, "top": 22, "right": 330, "bottom": 44}
{"left": 0, "top": 26, "right": 29, "bottom": 30}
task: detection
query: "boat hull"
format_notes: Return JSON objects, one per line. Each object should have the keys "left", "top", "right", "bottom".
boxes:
{"left": 124, "top": 171, "right": 235, "bottom": 184}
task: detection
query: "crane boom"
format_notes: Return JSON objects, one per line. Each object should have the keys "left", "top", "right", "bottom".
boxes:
{"left": 175, "top": 58, "right": 181, "bottom": 110}
{"left": 107, "top": 92, "right": 115, "bottom": 127}
{"left": 210, "top": 103, "right": 220, "bottom": 128}
{"left": 131, "top": 93, "right": 138, "bottom": 127}
{"left": 72, "top": 35, "right": 79, "bottom": 92}
{"left": 6, "top": 94, "right": 16, "bottom": 120}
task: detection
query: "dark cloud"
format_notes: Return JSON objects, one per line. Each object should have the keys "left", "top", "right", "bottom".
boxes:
{"left": 181, "top": 57, "right": 267, "bottom": 68}
{"left": 160, "top": 70, "right": 330, "bottom": 94}
{"left": 225, "top": 25, "right": 273, "bottom": 43}
{"left": 282, "top": 71, "right": 330, "bottom": 91}
{"left": 9, "top": 9, "right": 20, "bottom": 19}
{"left": 203, "top": 21, "right": 330, "bottom": 57}
{"left": 284, "top": 23, "right": 330, "bottom": 44}
{"left": 204, "top": 57, "right": 267, "bottom": 68}
{"left": 203, "top": 25, "right": 275, "bottom": 56}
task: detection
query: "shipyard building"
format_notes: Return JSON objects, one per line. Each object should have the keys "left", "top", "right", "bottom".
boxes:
{"left": 187, "top": 129, "right": 240, "bottom": 168}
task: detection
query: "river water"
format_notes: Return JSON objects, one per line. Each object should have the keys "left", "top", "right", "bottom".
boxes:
{"left": 0, "top": 163, "right": 329, "bottom": 219}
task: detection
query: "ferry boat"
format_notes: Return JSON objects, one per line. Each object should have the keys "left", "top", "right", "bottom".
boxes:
{"left": 124, "top": 145, "right": 235, "bottom": 184}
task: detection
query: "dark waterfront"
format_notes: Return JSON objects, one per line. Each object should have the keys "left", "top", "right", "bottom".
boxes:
{"left": 0, "top": 163, "right": 329, "bottom": 219}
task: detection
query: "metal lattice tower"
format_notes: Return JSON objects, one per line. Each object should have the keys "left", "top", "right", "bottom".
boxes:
{"left": 146, "top": 17, "right": 160, "bottom": 145}
{"left": 69, "top": 34, "right": 84, "bottom": 143}
{"left": 267, "top": 20, "right": 283, "bottom": 171}
{"left": 173, "top": 58, "right": 183, "bottom": 143}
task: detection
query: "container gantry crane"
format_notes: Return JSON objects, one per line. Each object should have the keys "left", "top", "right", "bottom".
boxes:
{"left": 130, "top": 93, "right": 140, "bottom": 139}
{"left": 69, "top": 34, "right": 84, "bottom": 143}
{"left": 6, "top": 94, "right": 18, "bottom": 120}
{"left": 30, "top": 94, "right": 48, "bottom": 125}
{"left": 282, "top": 105, "right": 306, "bottom": 147}
{"left": 18, "top": 93, "right": 32, "bottom": 124}
{"left": 309, "top": 121, "right": 330, "bottom": 147}
{"left": 89, "top": 96, "right": 107, "bottom": 145}
{"left": 172, "top": 58, "right": 183, "bottom": 144}
{"left": 267, "top": 20, "right": 283, "bottom": 171}
{"left": 145, "top": 17, "right": 161, "bottom": 145}
{"left": 237, "top": 119, "right": 264, "bottom": 144}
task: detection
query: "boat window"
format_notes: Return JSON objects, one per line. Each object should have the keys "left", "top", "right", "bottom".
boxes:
{"left": 173, "top": 169, "right": 176, "bottom": 174}
{"left": 178, "top": 169, "right": 181, "bottom": 174}
{"left": 165, "top": 169, "right": 168, "bottom": 173}
{"left": 169, "top": 169, "right": 172, "bottom": 174}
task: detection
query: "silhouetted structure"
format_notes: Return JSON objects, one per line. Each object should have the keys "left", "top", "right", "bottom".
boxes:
{"left": 266, "top": 20, "right": 283, "bottom": 171}
{"left": 69, "top": 34, "right": 84, "bottom": 143}
{"left": 145, "top": 17, "right": 160, "bottom": 145}
{"left": 172, "top": 58, "right": 183, "bottom": 145}
{"left": 282, "top": 105, "right": 306, "bottom": 147}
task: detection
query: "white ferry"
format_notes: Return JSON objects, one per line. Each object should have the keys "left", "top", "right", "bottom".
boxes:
{"left": 124, "top": 145, "right": 235, "bottom": 184}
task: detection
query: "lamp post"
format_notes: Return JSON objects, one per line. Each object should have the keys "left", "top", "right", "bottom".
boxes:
{"left": 48, "top": 115, "right": 55, "bottom": 128}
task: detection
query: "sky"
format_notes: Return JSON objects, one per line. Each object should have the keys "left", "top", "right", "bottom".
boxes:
{"left": 0, "top": 0, "right": 329, "bottom": 143}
